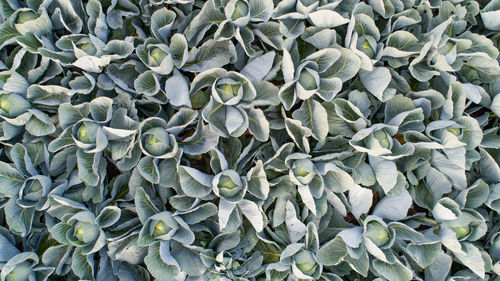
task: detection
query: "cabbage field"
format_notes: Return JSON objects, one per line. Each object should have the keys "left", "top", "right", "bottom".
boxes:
{"left": 0, "top": 0, "right": 500, "bottom": 280}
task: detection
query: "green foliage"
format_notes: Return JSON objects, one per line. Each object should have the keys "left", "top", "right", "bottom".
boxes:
{"left": 0, "top": 0, "right": 499, "bottom": 280}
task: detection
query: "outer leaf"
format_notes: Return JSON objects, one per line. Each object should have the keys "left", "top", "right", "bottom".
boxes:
{"left": 179, "top": 120, "right": 219, "bottom": 155}
{"left": 134, "top": 71, "right": 160, "bottom": 96}
{"left": 453, "top": 242, "right": 485, "bottom": 278}
{"left": 178, "top": 166, "right": 213, "bottom": 197}
{"left": 76, "top": 149, "right": 100, "bottom": 186}
{"left": 292, "top": 99, "right": 328, "bottom": 141}
{"left": 317, "top": 236, "right": 347, "bottom": 266}
{"left": 246, "top": 107, "right": 270, "bottom": 142}
{"left": 369, "top": 156, "right": 398, "bottom": 193}
{"left": 0, "top": 162, "right": 25, "bottom": 197}
{"left": 72, "top": 247, "right": 94, "bottom": 280}
{"left": 285, "top": 200, "right": 307, "bottom": 243}
{"left": 4, "top": 198, "right": 34, "bottom": 236}
{"left": 407, "top": 241, "right": 442, "bottom": 268}
{"left": 359, "top": 67, "right": 392, "bottom": 102}
{"left": 238, "top": 199, "right": 264, "bottom": 232}
{"left": 144, "top": 242, "right": 181, "bottom": 281}
{"left": 96, "top": 206, "right": 121, "bottom": 228}
{"left": 323, "top": 47, "right": 361, "bottom": 82}
{"left": 241, "top": 51, "right": 275, "bottom": 81}
{"left": 425, "top": 252, "right": 452, "bottom": 281}
{"left": 308, "top": 10, "right": 349, "bottom": 28}
{"left": 433, "top": 198, "right": 461, "bottom": 222}
{"left": 165, "top": 69, "right": 191, "bottom": 107}
{"left": 138, "top": 156, "right": 160, "bottom": 184}
{"left": 372, "top": 259, "right": 412, "bottom": 281}
{"left": 134, "top": 186, "right": 160, "bottom": 223}
{"left": 349, "top": 185, "right": 373, "bottom": 219}
{"left": 183, "top": 40, "right": 236, "bottom": 72}
{"left": 481, "top": 0, "right": 500, "bottom": 30}
{"left": 373, "top": 189, "right": 412, "bottom": 221}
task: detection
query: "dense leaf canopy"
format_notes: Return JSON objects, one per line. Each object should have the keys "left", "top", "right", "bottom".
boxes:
{"left": 0, "top": 0, "right": 500, "bottom": 280}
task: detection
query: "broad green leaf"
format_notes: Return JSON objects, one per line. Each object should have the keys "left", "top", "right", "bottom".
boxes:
{"left": 179, "top": 120, "right": 219, "bottom": 155}
{"left": 165, "top": 69, "right": 191, "bottom": 107}
{"left": 241, "top": 51, "right": 275, "bottom": 81}
{"left": 4, "top": 198, "right": 34, "bottom": 236}
{"left": 138, "top": 156, "right": 160, "bottom": 184}
{"left": 76, "top": 149, "right": 100, "bottom": 186}
{"left": 89, "top": 96, "right": 113, "bottom": 123}
{"left": 320, "top": 163, "right": 355, "bottom": 193}
{"left": 373, "top": 189, "right": 412, "bottom": 221}
{"left": 170, "top": 243, "right": 204, "bottom": 276}
{"left": 349, "top": 184, "right": 373, "bottom": 219}
{"left": 178, "top": 166, "right": 213, "bottom": 197}
{"left": 479, "top": 148, "right": 500, "bottom": 183}
{"left": 184, "top": 0, "right": 225, "bottom": 42}
{"left": 0, "top": 22, "right": 20, "bottom": 47}
{"left": 246, "top": 160, "right": 269, "bottom": 200}
{"left": 369, "top": 156, "right": 398, "bottom": 193}
{"left": 309, "top": 10, "right": 349, "bottom": 28}
{"left": 252, "top": 81, "right": 280, "bottom": 106}
{"left": 134, "top": 70, "right": 160, "bottom": 96}
{"left": 433, "top": 198, "right": 461, "bottom": 222}
{"left": 359, "top": 67, "right": 393, "bottom": 102}
{"left": 0, "top": 233, "right": 19, "bottom": 262}
{"left": 372, "top": 259, "right": 412, "bottom": 281}
{"left": 285, "top": 117, "right": 312, "bottom": 153}
{"left": 58, "top": 103, "right": 89, "bottom": 129}
{"left": 238, "top": 199, "right": 264, "bottom": 232}
{"left": 424, "top": 252, "right": 452, "bottom": 281}
{"left": 134, "top": 187, "right": 160, "bottom": 223}
{"left": 317, "top": 236, "right": 347, "bottom": 266}
{"left": 453, "top": 242, "right": 486, "bottom": 278}
{"left": 285, "top": 200, "right": 307, "bottom": 243}
{"left": 25, "top": 109, "right": 56, "bottom": 136}
{"left": 0, "top": 162, "right": 25, "bottom": 197}
{"left": 383, "top": 31, "right": 420, "bottom": 58}
{"left": 27, "top": 85, "right": 71, "bottom": 106}
{"left": 460, "top": 55, "right": 500, "bottom": 83}
{"left": 52, "top": 0, "right": 83, "bottom": 33}
{"left": 481, "top": 0, "right": 500, "bottom": 30}
{"left": 368, "top": 0, "right": 395, "bottom": 18}
{"left": 249, "top": 0, "right": 273, "bottom": 22}
{"left": 96, "top": 206, "right": 121, "bottom": 228}
{"left": 183, "top": 40, "right": 236, "bottom": 72}
{"left": 151, "top": 7, "right": 176, "bottom": 43}
{"left": 408, "top": 241, "right": 442, "bottom": 268}
{"left": 71, "top": 247, "right": 94, "bottom": 280}
{"left": 178, "top": 203, "right": 217, "bottom": 224}
{"left": 323, "top": 47, "right": 361, "bottom": 82}
{"left": 246, "top": 107, "right": 270, "bottom": 142}
{"left": 48, "top": 127, "right": 74, "bottom": 152}
{"left": 292, "top": 99, "right": 328, "bottom": 141}
{"left": 354, "top": 14, "right": 380, "bottom": 40}
{"left": 491, "top": 94, "right": 500, "bottom": 118}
